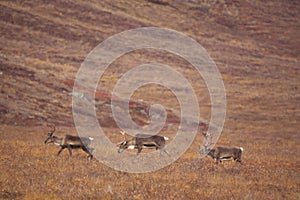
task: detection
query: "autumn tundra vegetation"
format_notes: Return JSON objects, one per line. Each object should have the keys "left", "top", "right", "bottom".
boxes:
{"left": 1, "top": 0, "right": 299, "bottom": 199}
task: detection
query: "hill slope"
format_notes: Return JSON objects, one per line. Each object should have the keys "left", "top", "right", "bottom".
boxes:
{"left": 0, "top": 0, "right": 299, "bottom": 199}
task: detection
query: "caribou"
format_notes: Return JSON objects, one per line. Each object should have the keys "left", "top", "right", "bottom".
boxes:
{"left": 201, "top": 131, "right": 244, "bottom": 164}
{"left": 207, "top": 146, "right": 244, "bottom": 163}
{"left": 117, "top": 131, "right": 170, "bottom": 155}
{"left": 44, "top": 126, "right": 94, "bottom": 159}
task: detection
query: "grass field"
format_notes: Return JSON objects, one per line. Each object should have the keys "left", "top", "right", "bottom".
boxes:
{"left": 0, "top": 126, "right": 299, "bottom": 199}
{"left": 0, "top": 0, "right": 299, "bottom": 199}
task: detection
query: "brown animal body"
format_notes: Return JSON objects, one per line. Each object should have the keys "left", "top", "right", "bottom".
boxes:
{"left": 208, "top": 146, "right": 243, "bottom": 163}
{"left": 117, "top": 133, "right": 169, "bottom": 155}
{"left": 44, "top": 126, "right": 93, "bottom": 159}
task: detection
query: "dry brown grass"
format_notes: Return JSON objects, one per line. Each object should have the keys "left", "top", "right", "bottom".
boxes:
{"left": 0, "top": 126, "right": 299, "bottom": 199}
{"left": 1, "top": 0, "right": 299, "bottom": 199}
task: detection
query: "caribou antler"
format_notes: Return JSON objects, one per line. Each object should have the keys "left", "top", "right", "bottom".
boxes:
{"left": 46, "top": 124, "right": 55, "bottom": 137}
{"left": 51, "top": 125, "right": 55, "bottom": 133}
{"left": 116, "top": 130, "right": 127, "bottom": 146}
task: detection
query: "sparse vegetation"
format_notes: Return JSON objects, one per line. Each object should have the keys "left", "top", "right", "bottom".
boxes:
{"left": 0, "top": 126, "right": 299, "bottom": 199}
{"left": 0, "top": 0, "right": 299, "bottom": 199}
